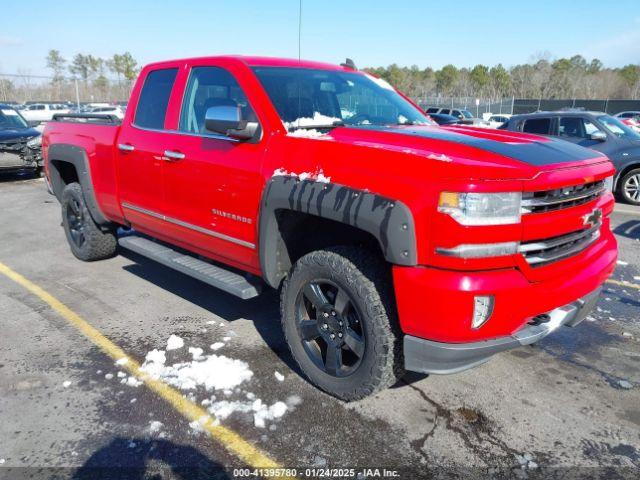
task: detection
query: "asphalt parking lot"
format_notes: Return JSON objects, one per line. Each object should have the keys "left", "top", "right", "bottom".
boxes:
{"left": 0, "top": 174, "right": 639, "bottom": 479}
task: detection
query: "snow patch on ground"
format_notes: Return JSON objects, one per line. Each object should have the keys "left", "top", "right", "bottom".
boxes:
{"left": 148, "top": 421, "right": 164, "bottom": 435}
{"left": 115, "top": 357, "right": 128, "bottom": 366}
{"left": 617, "top": 260, "right": 629, "bottom": 266}
{"left": 166, "top": 334, "right": 185, "bottom": 350}
{"left": 139, "top": 335, "right": 299, "bottom": 431}
{"left": 62, "top": 380, "right": 72, "bottom": 388}
{"left": 140, "top": 349, "right": 253, "bottom": 391}
{"left": 206, "top": 399, "right": 288, "bottom": 428}
{"left": 188, "top": 347, "right": 204, "bottom": 360}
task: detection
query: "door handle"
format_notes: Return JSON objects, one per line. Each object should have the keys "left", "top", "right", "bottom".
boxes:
{"left": 118, "top": 143, "right": 135, "bottom": 152}
{"left": 163, "top": 150, "right": 185, "bottom": 161}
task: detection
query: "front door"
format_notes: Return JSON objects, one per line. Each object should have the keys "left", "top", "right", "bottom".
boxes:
{"left": 117, "top": 67, "right": 178, "bottom": 237}
{"left": 160, "top": 65, "right": 266, "bottom": 271}
{"left": 558, "top": 116, "right": 606, "bottom": 149}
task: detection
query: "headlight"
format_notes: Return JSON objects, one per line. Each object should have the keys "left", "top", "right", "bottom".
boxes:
{"left": 603, "top": 176, "right": 614, "bottom": 192}
{"left": 27, "top": 135, "right": 42, "bottom": 148}
{"left": 438, "top": 191, "right": 522, "bottom": 225}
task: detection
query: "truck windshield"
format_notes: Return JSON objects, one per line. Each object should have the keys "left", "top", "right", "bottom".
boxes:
{"left": 252, "top": 67, "right": 432, "bottom": 130}
{"left": 597, "top": 115, "right": 640, "bottom": 141}
{"left": 0, "top": 107, "right": 29, "bottom": 130}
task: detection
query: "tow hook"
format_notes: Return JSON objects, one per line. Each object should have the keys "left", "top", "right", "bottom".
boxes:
{"left": 528, "top": 313, "right": 551, "bottom": 326}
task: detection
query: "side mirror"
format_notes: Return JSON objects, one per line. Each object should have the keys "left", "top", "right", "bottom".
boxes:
{"left": 204, "top": 105, "right": 258, "bottom": 141}
{"left": 590, "top": 131, "right": 607, "bottom": 142}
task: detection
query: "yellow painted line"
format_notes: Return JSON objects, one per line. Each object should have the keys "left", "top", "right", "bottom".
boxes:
{"left": 0, "top": 261, "right": 289, "bottom": 476}
{"left": 606, "top": 279, "right": 640, "bottom": 290}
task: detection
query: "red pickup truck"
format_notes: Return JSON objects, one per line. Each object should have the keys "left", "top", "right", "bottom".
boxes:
{"left": 43, "top": 56, "right": 617, "bottom": 400}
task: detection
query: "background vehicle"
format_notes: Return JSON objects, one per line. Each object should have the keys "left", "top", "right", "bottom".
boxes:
{"left": 423, "top": 107, "right": 488, "bottom": 126}
{"left": 427, "top": 113, "right": 461, "bottom": 125}
{"left": 486, "top": 114, "right": 511, "bottom": 129}
{"left": 89, "top": 105, "right": 125, "bottom": 120}
{"left": 20, "top": 103, "right": 70, "bottom": 123}
{"left": 615, "top": 111, "right": 640, "bottom": 121}
{"left": 0, "top": 104, "right": 43, "bottom": 175}
{"left": 43, "top": 56, "right": 617, "bottom": 400}
{"left": 501, "top": 110, "right": 640, "bottom": 205}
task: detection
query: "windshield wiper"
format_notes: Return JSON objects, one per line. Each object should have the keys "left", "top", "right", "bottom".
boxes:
{"left": 289, "top": 120, "right": 345, "bottom": 131}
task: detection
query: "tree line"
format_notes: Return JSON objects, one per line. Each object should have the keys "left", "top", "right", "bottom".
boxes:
{"left": 0, "top": 50, "right": 140, "bottom": 103}
{"left": 365, "top": 54, "right": 640, "bottom": 101}
{"left": 1, "top": 50, "right": 639, "bottom": 104}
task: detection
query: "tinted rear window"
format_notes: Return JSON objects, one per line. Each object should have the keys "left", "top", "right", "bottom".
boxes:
{"left": 523, "top": 118, "right": 551, "bottom": 135}
{"left": 134, "top": 68, "right": 178, "bottom": 129}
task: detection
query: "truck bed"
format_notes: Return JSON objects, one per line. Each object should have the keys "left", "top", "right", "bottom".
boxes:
{"left": 44, "top": 115, "right": 123, "bottom": 223}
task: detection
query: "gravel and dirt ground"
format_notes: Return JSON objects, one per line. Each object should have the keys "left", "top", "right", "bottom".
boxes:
{"left": 0, "top": 174, "right": 638, "bottom": 479}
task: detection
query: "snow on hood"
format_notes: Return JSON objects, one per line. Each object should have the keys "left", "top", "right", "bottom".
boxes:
{"left": 284, "top": 112, "right": 342, "bottom": 130}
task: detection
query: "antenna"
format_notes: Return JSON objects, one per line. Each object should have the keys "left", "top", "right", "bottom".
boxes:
{"left": 298, "top": 0, "right": 303, "bottom": 61}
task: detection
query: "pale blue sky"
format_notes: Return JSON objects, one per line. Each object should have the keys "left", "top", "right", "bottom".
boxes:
{"left": 1, "top": 0, "right": 638, "bottom": 76}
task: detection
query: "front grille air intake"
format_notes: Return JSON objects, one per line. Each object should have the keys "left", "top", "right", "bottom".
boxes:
{"left": 522, "top": 180, "right": 605, "bottom": 214}
{"left": 519, "top": 223, "right": 601, "bottom": 267}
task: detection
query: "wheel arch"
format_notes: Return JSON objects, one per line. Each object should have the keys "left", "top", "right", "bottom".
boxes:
{"left": 47, "top": 143, "right": 109, "bottom": 225}
{"left": 258, "top": 176, "right": 417, "bottom": 288}
{"left": 615, "top": 161, "right": 640, "bottom": 189}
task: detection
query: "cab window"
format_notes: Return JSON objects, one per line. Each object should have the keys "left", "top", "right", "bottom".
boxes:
{"left": 179, "top": 66, "right": 257, "bottom": 135}
{"left": 559, "top": 117, "right": 603, "bottom": 139}
{"left": 134, "top": 68, "right": 178, "bottom": 130}
{"left": 522, "top": 118, "right": 551, "bottom": 135}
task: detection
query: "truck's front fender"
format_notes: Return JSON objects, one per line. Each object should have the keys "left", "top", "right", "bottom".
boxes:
{"left": 258, "top": 175, "right": 417, "bottom": 287}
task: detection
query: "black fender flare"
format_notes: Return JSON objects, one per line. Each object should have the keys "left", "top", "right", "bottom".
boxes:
{"left": 258, "top": 175, "right": 417, "bottom": 288}
{"left": 47, "top": 143, "right": 109, "bottom": 225}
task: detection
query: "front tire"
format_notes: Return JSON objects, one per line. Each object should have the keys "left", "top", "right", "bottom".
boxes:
{"left": 618, "top": 168, "right": 640, "bottom": 206}
{"left": 280, "top": 247, "right": 404, "bottom": 401}
{"left": 61, "top": 182, "right": 117, "bottom": 261}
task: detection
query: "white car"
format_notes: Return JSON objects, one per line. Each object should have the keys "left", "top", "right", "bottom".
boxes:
{"left": 20, "top": 103, "right": 70, "bottom": 123}
{"left": 89, "top": 105, "right": 125, "bottom": 120}
{"left": 485, "top": 114, "right": 511, "bottom": 129}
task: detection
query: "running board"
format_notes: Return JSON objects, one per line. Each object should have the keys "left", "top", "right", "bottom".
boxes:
{"left": 118, "top": 235, "right": 261, "bottom": 299}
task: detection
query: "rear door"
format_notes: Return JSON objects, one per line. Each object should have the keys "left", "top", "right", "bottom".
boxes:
{"left": 117, "top": 67, "right": 179, "bottom": 236}
{"left": 158, "top": 62, "right": 267, "bottom": 271}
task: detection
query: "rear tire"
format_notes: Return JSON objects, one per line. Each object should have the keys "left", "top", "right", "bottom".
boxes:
{"left": 61, "top": 182, "right": 117, "bottom": 261}
{"left": 617, "top": 168, "right": 640, "bottom": 206}
{"left": 280, "top": 247, "right": 404, "bottom": 401}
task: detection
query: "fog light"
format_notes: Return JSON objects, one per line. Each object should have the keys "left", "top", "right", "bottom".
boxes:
{"left": 472, "top": 295, "right": 494, "bottom": 329}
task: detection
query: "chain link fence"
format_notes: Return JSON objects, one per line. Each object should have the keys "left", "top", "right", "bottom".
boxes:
{"left": 417, "top": 97, "right": 515, "bottom": 118}
{"left": 0, "top": 73, "right": 133, "bottom": 105}
{"left": 512, "top": 98, "right": 640, "bottom": 115}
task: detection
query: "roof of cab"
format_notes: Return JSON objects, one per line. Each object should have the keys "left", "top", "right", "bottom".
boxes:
{"left": 145, "top": 55, "right": 353, "bottom": 72}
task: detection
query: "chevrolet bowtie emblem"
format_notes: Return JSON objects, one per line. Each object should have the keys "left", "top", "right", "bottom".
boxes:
{"left": 582, "top": 208, "right": 602, "bottom": 227}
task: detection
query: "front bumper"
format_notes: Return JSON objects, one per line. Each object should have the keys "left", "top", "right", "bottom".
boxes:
{"left": 0, "top": 146, "right": 42, "bottom": 171}
{"left": 404, "top": 286, "right": 601, "bottom": 374}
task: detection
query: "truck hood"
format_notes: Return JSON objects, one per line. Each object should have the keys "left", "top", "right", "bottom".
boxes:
{"left": 327, "top": 124, "right": 604, "bottom": 169}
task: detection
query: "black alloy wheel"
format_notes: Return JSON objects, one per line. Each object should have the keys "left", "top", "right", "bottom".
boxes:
{"left": 295, "top": 280, "right": 366, "bottom": 377}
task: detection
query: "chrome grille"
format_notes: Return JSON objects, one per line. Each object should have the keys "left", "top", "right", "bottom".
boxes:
{"left": 522, "top": 180, "right": 605, "bottom": 214}
{"left": 519, "top": 223, "right": 601, "bottom": 267}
